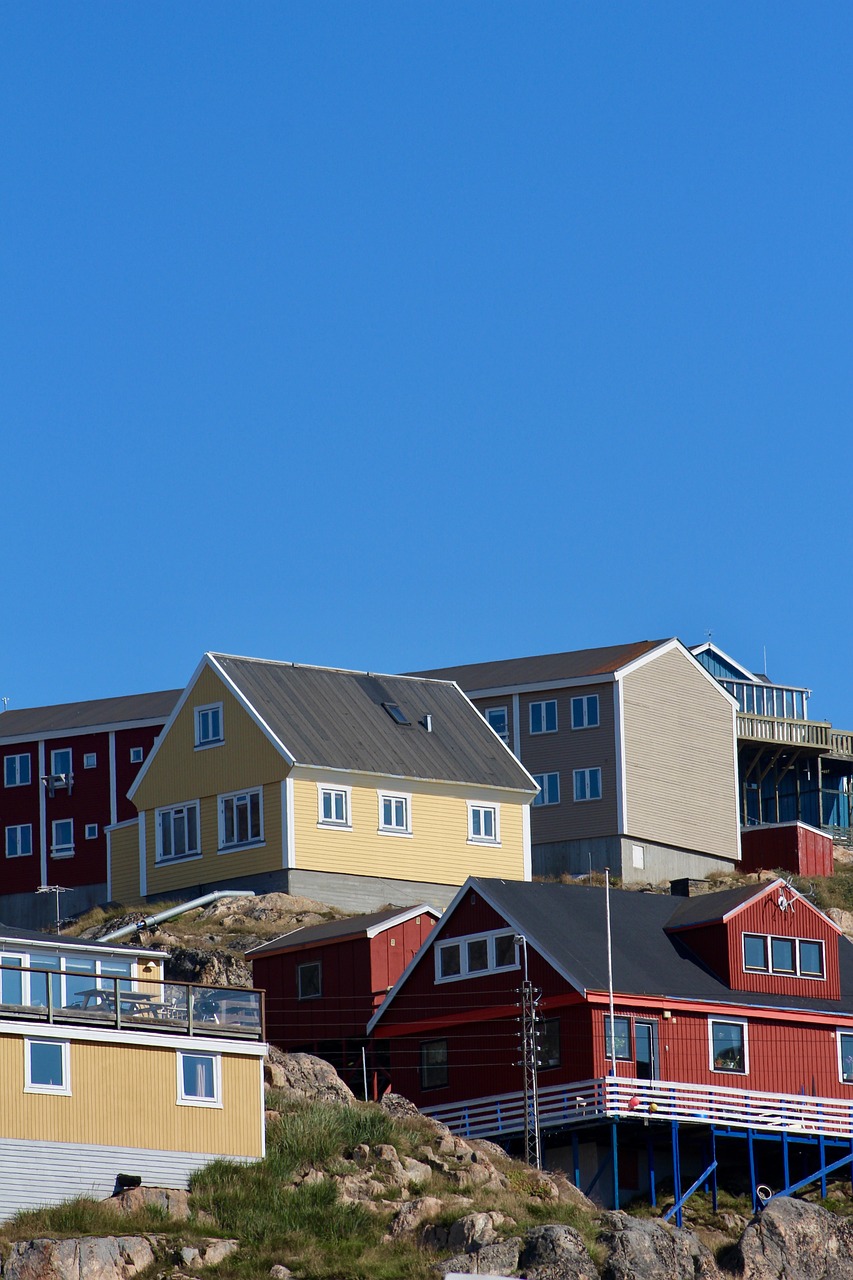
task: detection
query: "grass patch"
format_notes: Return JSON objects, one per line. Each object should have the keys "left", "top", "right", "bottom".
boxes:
{"left": 1, "top": 1195, "right": 208, "bottom": 1243}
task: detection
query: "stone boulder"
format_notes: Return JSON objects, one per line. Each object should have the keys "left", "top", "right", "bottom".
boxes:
{"left": 4, "top": 1236, "right": 156, "bottom": 1280}
{"left": 264, "top": 1048, "right": 356, "bottom": 1105}
{"left": 599, "top": 1211, "right": 720, "bottom": 1280}
{"left": 733, "top": 1196, "right": 853, "bottom": 1278}
{"left": 520, "top": 1224, "right": 598, "bottom": 1280}
{"left": 109, "top": 1186, "right": 191, "bottom": 1220}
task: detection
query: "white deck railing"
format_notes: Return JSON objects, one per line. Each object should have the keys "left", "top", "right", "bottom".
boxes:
{"left": 423, "top": 1077, "right": 853, "bottom": 1141}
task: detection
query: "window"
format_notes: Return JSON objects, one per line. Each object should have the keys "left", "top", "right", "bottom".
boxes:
{"left": 742, "top": 933, "right": 825, "bottom": 980}
{"left": 195, "top": 704, "right": 223, "bottom": 748}
{"left": 51, "top": 819, "right": 74, "bottom": 858}
{"left": 4, "top": 754, "right": 30, "bottom": 787}
{"left": 129, "top": 747, "right": 144, "bottom": 764}
{"left": 604, "top": 1015, "right": 632, "bottom": 1061}
{"left": 298, "top": 961, "right": 322, "bottom": 1000}
{"left": 6, "top": 824, "right": 32, "bottom": 858}
{"left": 839, "top": 1031, "right": 853, "bottom": 1084}
{"left": 710, "top": 1019, "right": 747, "bottom": 1073}
{"left": 532, "top": 773, "right": 560, "bottom": 806}
{"left": 485, "top": 707, "right": 509, "bottom": 744}
{"left": 25, "top": 1039, "right": 70, "bottom": 1094}
{"left": 178, "top": 1052, "right": 221, "bottom": 1106}
{"left": 435, "top": 930, "right": 518, "bottom": 982}
{"left": 51, "top": 749, "right": 72, "bottom": 777}
{"left": 219, "top": 788, "right": 263, "bottom": 849}
{"left": 573, "top": 768, "right": 602, "bottom": 802}
{"left": 468, "top": 803, "right": 500, "bottom": 844}
{"left": 378, "top": 792, "right": 411, "bottom": 835}
{"left": 529, "top": 700, "right": 558, "bottom": 735}
{"left": 157, "top": 802, "right": 200, "bottom": 862}
{"left": 420, "top": 1039, "right": 448, "bottom": 1090}
{"left": 318, "top": 785, "right": 351, "bottom": 828}
{"left": 85, "top": 824, "right": 98, "bottom": 840}
{"left": 382, "top": 702, "right": 410, "bottom": 726}
{"left": 83, "top": 753, "right": 97, "bottom": 769}
{"left": 538, "top": 1017, "right": 561, "bottom": 1069}
{"left": 571, "top": 695, "right": 599, "bottom": 730}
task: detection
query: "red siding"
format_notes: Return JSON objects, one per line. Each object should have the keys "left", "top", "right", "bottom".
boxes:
{"left": 724, "top": 893, "right": 840, "bottom": 999}
{"left": 741, "top": 823, "right": 834, "bottom": 878}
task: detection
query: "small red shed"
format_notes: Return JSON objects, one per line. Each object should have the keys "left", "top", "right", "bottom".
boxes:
{"left": 740, "top": 821, "right": 834, "bottom": 878}
{"left": 248, "top": 903, "right": 439, "bottom": 1096}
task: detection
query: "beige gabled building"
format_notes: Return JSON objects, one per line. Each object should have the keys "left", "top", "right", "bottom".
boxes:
{"left": 108, "top": 653, "right": 538, "bottom": 913}
{"left": 411, "top": 638, "right": 741, "bottom": 884}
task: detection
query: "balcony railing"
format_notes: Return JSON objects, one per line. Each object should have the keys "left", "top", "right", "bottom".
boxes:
{"left": 830, "top": 731, "right": 853, "bottom": 759}
{"left": 737, "top": 714, "right": 831, "bottom": 749}
{"left": 423, "top": 1076, "right": 853, "bottom": 1142}
{"left": 0, "top": 969, "right": 264, "bottom": 1040}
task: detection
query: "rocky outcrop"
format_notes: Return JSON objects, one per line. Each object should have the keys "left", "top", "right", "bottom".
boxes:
{"left": 109, "top": 1186, "right": 192, "bottom": 1220}
{"left": 3, "top": 1236, "right": 157, "bottom": 1280}
{"left": 520, "top": 1223, "right": 598, "bottom": 1280}
{"left": 732, "top": 1196, "right": 853, "bottom": 1278}
{"left": 264, "top": 1047, "right": 356, "bottom": 1105}
{"left": 598, "top": 1211, "right": 720, "bottom": 1279}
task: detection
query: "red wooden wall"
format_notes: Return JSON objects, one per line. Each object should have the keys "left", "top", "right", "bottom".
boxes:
{"left": 741, "top": 823, "right": 834, "bottom": 878}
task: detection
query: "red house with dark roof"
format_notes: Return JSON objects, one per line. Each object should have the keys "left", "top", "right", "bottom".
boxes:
{"left": 248, "top": 904, "right": 439, "bottom": 1096}
{"left": 369, "top": 876, "right": 853, "bottom": 1212}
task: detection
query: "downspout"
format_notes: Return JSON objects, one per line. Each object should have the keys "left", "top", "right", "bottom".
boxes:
{"left": 98, "top": 889, "right": 255, "bottom": 942}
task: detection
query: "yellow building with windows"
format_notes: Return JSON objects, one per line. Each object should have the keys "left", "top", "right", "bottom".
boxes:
{"left": 0, "top": 926, "right": 265, "bottom": 1217}
{"left": 108, "top": 653, "right": 538, "bottom": 913}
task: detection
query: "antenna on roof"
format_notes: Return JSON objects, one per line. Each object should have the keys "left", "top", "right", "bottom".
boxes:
{"left": 1, "top": 697, "right": 8, "bottom": 712}
{"left": 763, "top": 645, "right": 768, "bottom": 676}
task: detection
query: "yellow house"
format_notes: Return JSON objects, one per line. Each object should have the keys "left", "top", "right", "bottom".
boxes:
{"left": 109, "top": 654, "right": 538, "bottom": 913}
{"left": 0, "top": 926, "right": 265, "bottom": 1217}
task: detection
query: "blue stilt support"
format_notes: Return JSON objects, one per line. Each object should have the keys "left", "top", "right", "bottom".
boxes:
{"left": 671, "top": 1121, "right": 683, "bottom": 1227}
{"left": 820, "top": 1134, "right": 827, "bottom": 1198}
{"left": 584, "top": 1152, "right": 611, "bottom": 1199}
{"left": 748, "top": 1129, "right": 756, "bottom": 1214}
{"left": 764, "top": 1151, "right": 853, "bottom": 1205}
{"left": 664, "top": 1161, "right": 718, "bottom": 1224}
{"left": 647, "top": 1134, "right": 656, "bottom": 1208}
{"left": 711, "top": 1130, "right": 718, "bottom": 1213}
{"left": 782, "top": 1131, "right": 790, "bottom": 1194}
{"left": 611, "top": 1122, "right": 619, "bottom": 1211}
{"left": 572, "top": 1131, "right": 580, "bottom": 1190}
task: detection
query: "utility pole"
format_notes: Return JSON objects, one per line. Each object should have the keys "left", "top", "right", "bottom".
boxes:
{"left": 37, "top": 885, "right": 69, "bottom": 934}
{"left": 516, "top": 933, "right": 542, "bottom": 1169}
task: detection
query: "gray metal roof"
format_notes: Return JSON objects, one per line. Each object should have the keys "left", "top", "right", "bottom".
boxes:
{"left": 214, "top": 655, "right": 536, "bottom": 791}
{"left": 247, "top": 904, "right": 439, "bottom": 958}
{"left": 665, "top": 883, "right": 776, "bottom": 930}
{"left": 407, "top": 640, "right": 669, "bottom": 691}
{"left": 464, "top": 879, "right": 853, "bottom": 1016}
{"left": 0, "top": 924, "right": 163, "bottom": 957}
{"left": 0, "top": 690, "right": 181, "bottom": 739}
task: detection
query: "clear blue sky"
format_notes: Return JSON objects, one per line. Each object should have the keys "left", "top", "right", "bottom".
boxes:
{"left": 3, "top": 3, "right": 852, "bottom": 726}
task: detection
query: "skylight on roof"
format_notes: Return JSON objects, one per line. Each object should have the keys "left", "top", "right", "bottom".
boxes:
{"left": 382, "top": 702, "right": 411, "bottom": 726}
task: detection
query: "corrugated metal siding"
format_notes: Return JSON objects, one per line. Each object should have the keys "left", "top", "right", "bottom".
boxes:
{"left": 292, "top": 775, "right": 527, "bottom": 885}
{"left": 0, "top": 1037, "right": 262, "bottom": 1158}
{"left": 133, "top": 665, "right": 286, "bottom": 812}
{"left": 0, "top": 1136, "right": 257, "bottom": 1218}
{"left": 622, "top": 649, "right": 740, "bottom": 858}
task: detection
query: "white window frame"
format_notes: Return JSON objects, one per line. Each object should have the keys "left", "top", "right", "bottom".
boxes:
{"left": 435, "top": 929, "right": 519, "bottom": 983}
{"left": 51, "top": 819, "right": 74, "bottom": 858}
{"left": 218, "top": 787, "right": 264, "bottom": 852}
{"left": 129, "top": 746, "right": 144, "bottom": 764}
{"left": 4, "top": 753, "right": 31, "bottom": 787}
{"left": 298, "top": 960, "right": 322, "bottom": 1001}
{"left": 532, "top": 772, "right": 560, "bottom": 806}
{"left": 25, "top": 1038, "right": 71, "bottom": 1096}
{"left": 837, "top": 1029, "right": 853, "bottom": 1085}
{"left": 709, "top": 1017, "right": 749, "bottom": 1075}
{"left": 83, "top": 752, "right": 97, "bottom": 769}
{"left": 529, "top": 700, "right": 558, "bottom": 735}
{"left": 378, "top": 791, "right": 412, "bottom": 837}
{"left": 742, "top": 932, "right": 826, "bottom": 981}
{"left": 51, "top": 748, "right": 72, "bottom": 777}
{"left": 467, "top": 802, "right": 500, "bottom": 845}
{"left": 177, "top": 1051, "right": 222, "bottom": 1108}
{"left": 155, "top": 800, "right": 201, "bottom": 864}
{"left": 317, "top": 784, "right": 352, "bottom": 829}
{"left": 485, "top": 706, "right": 509, "bottom": 744}
{"left": 5, "top": 824, "right": 33, "bottom": 859}
{"left": 85, "top": 823, "right": 98, "bottom": 840}
{"left": 571, "top": 694, "right": 600, "bottom": 730}
{"left": 573, "top": 767, "right": 602, "bottom": 802}
{"left": 194, "top": 703, "right": 223, "bottom": 749}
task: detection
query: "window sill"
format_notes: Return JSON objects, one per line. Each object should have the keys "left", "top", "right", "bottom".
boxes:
{"left": 177, "top": 1096, "right": 223, "bottom": 1109}
{"left": 6, "top": 852, "right": 33, "bottom": 859}
{"left": 217, "top": 840, "right": 266, "bottom": 856}
{"left": 155, "top": 852, "right": 203, "bottom": 867}
{"left": 317, "top": 822, "right": 352, "bottom": 832}
{"left": 50, "top": 850, "right": 75, "bottom": 859}
{"left": 467, "top": 837, "right": 501, "bottom": 847}
{"left": 377, "top": 828, "right": 413, "bottom": 838}
{"left": 573, "top": 798, "right": 602, "bottom": 804}
{"left": 194, "top": 741, "right": 224, "bottom": 752}
{"left": 25, "top": 1083, "right": 71, "bottom": 1096}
